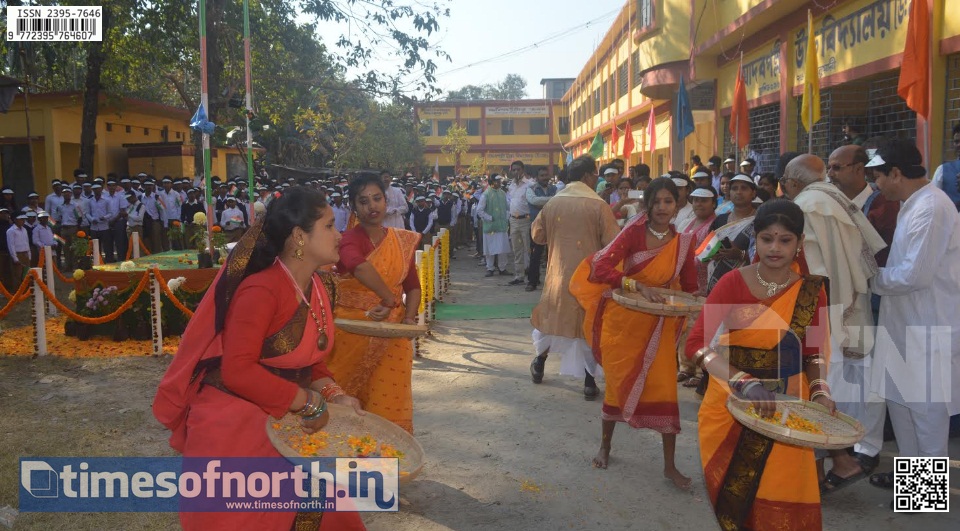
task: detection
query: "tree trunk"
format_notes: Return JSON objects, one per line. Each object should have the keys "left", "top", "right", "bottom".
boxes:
{"left": 79, "top": 9, "right": 111, "bottom": 174}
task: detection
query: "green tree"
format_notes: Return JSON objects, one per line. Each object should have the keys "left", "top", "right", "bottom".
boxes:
{"left": 441, "top": 122, "right": 469, "bottom": 171}
{"left": 446, "top": 73, "right": 528, "bottom": 100}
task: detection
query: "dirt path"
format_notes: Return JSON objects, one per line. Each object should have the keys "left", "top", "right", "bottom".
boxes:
{"left": 1, "top": 252, "right": 957, "bottom": 530}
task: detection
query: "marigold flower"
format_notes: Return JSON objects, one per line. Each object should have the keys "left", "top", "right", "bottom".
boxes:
{"left": 72, "top": 269, "right": 85, "bottom": 280}
{"left": 192, "top": 212, "right": 207, "bottom": 226}
{"left": 76, "top": 231, "right": 87, "bottom": 238}
{"left": 211, "top": 225, "right": 222, "bottom": 233}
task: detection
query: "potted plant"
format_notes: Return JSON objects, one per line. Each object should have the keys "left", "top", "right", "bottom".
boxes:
{"left": 71, "top": 230, "right": 93, "bottom": 270}
{"left": 190, "top": 213, "right": 227, "bottom": 269}
{"left": 74, "top": 285, "right": 119, "bottom": 340}
{"left": 167, "top": 220, "right": 184, "bottom": 250}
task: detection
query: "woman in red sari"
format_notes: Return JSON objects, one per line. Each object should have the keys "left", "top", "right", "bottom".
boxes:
{"left": 685, "top": 199, "right": 833, "bottom": 531}
{"left": 326, "top": 174, "right": 422, "bottom": 433}
{"left": 570, "top": 177, "right": 698, "bottom": 489}
{"left": 153, "top": 187, "right": 366, "bottom": 530}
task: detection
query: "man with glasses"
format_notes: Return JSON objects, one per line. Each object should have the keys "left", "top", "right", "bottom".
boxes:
{"left": 931, "top": 123, "right": 960, "bottom": 211}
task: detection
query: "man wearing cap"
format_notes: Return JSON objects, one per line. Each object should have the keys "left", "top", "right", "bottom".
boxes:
{"left": 32, "top": 212, "right": 56, "bottom": 263}
{"left": 125, "top": 191, "right": 147, "bottom": 247}
{"left": 158, "top": 177, "right": 183, "bottom": 250}
{"left": 56, "top": 188, "right": 83, "bottom": 269}
{"left": 0, "top": 208, "right": 12, "bottom": 289}
{"left": 6, "top": 214, "right": 31, "bottom": 282}
{"left": 45, "top": 181, "right": 64, "bottom": 221}
{"left": 476, "top": 174, "right": 511, "bottom": 277}
{"left": 1, "top": 188, "right": 17, "bottom": 213}
{"left": 23, "top": 211, "right": 39, "bottom": 267}
{"left": 865, "top": 139, "right": 960, "bottom": 488}
{"left": 435, "top": 190, "right": 457, "bottom": 242}
{"left": 330, "top": 193, "right": 350, "bottom": 232}
{"left": 219, "top": 197, "right": 248, "bottom": 242}
{"left": 740, "top": 158, "right": 758, "bottom": 179}
{"left": 105, "top": 179, "right": 128, "bottom": 262}
{"left": 22, "top": 192, "right": 41, "bottom": 216}
{"left": 84, "top": 183, "right": 115, "bottom": 262}
{"left": 140, "top": 181, "right": 167, "bottom": 254}
{"left": 408, "top": 196, "right": 437, "bottom": 236}
{"left": 671, "top": 175, "right": 695, "bottom": 231}
{"left": 506, "top": 161, "right": 534, "bottom": 285}
{"left": 781, "top": 154, "right": 887, "bottom": 491}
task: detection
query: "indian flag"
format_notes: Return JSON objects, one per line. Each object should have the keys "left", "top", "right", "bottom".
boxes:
{"left": 54, "top": 234, "right": 67, "bottom": 245}
{"left": 695, "top": 232, "right": 721, "bottom": 262}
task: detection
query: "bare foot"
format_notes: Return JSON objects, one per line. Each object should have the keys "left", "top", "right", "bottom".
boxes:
{"left": 592, "top": 447, "right": 611, "bottom": 469}
{"left": 664, "top": 467, "right": 692, "bottom": 490}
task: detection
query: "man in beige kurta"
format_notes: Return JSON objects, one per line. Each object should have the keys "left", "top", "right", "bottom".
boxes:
{"left": 530, "top": 155, "right": 620, "bottom": 397}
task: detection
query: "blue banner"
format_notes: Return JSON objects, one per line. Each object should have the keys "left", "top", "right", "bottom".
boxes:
{"left": 19, "top": 457, "right": 399, "bottom": 513}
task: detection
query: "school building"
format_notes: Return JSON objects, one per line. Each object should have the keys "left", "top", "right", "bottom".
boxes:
{"left": 565, "top": 0, "right": 959, "bottom": 175}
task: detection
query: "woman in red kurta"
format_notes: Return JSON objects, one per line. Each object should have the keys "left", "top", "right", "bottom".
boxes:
{"left": 154, "top": 187, "right": 366, "bottom": 531}
{"left": 570, "top": 177, "right": 698, "bottom": 489}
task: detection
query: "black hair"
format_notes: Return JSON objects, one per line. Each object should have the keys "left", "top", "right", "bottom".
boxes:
{"left": 757, "top": 172, "right": 778, "bottom": 188}
{"left": 775, "top": 152, "right": 802, "bottom": 181}
{"left": 510, "top": 160, "right": 524, "bottom": 170}
{"left": 347, "top": 174, "right": 387, "bottom": 209}
{"left": 709, "top": 155, "right": 722, "bottom": 166}
{"left": 952, "top": 123, "right": 960, "bottom": 136}
{"left": 872, "top": 138, "right": 927, "bottom": 179}
{"left": 756, "top": 188, "right": 772, "bottom": 202}
{"left": 568, "top": 155, "right": 597, "bottom": 182}
{"left": 636, "top": 163, "right": 651, "bottom": 178}
{"left": 754, "top": 198, "right": 804, "bottom": 237}
{"left": 691, "top": 155, "right": 702, "bottom": 165}
{"left": 248, "top": 186, "right": 328, "bottom": 273}
{"left": 643, "top": 177, "right": 679, "bottom": 211}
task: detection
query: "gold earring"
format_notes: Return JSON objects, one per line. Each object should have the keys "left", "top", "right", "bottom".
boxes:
{"left": 295, "top": 240, "right": 305, "bottom": 260}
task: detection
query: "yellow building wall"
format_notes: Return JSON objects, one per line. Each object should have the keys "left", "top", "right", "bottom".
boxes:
{"left": 693, "top": 0, "right": 768, "bottom": 47}
{"left": 718, "top": 38, "right": 782, "bottom": 109}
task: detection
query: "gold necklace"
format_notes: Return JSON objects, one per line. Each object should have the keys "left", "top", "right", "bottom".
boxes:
{"left": 277, "top": 259, "right": 329, "bottom": 350}
{"left": 756, "top": 266, "right": 791, "bottom": 297}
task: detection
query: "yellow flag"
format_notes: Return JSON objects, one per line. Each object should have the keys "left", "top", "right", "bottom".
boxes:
{"left": 801, "top": 10, "right": 820, "bottom": 133}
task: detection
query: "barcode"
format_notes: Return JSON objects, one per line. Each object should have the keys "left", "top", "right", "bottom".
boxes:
{"left": 16, "top": 18, "right": 98, "bottom": 33}
{"left": 6, "top": 6, "right": 103, "bottom": 42}
{"left": 893, "top": 457, "right": 950, "bottom": 513}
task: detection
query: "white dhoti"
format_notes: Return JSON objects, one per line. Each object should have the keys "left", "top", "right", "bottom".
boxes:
{"left": 532, "top": 329, "right": 603, "bottom": 379}
{"left": 886, "top": 400, "right": 950, "bottom": 457}
{"left": 826, "top": 351, "right": 887, "bottom": 457}
{"left": 483, "top": 231, "right": 511, "bottom": 271}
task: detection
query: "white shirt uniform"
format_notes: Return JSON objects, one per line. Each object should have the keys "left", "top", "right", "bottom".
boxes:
{"left": 869, "top": 183, "right": 960, "bottom": 417}
{"left": 332, "top": 203, "right": 351, "bottom": 232}
{"left": 6, "top": 225, "right": 30, "bottom": 259}
{"left": 32, "top": 224, "right": 56, "bottom": 248}
{"left": 506, "top": 177, "right": 533, "bottom": 217}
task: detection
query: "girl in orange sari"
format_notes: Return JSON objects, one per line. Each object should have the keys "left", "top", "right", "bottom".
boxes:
{"left": 570, "top": 177, "right": 698, "bottom": 489}
{"left": 326, "top": 175, "right": 422, "bottom": 433}
{"left": 685, "top": 199, "right": 833, "bottom": 531}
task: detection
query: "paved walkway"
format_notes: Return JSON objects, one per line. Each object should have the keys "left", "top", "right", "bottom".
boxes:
{"left": 365, "top": 250, "right": 960, "bottom": 530}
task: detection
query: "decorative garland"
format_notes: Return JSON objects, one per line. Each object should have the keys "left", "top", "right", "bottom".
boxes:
{"left": 151, "top": 268, "right": 196, "bottom": 318}
{"left": 0, "top": 275, "right": 34, "bottom": 318}
{"left": 31, "top": 270, "right": 150, "bottom": 325}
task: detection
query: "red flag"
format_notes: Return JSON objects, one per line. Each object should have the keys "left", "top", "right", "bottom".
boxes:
{"left": 623, "top": 120, "right": 634, "bottom": 161}
{"left": 730, "top": 64, "right": 750, "bottom": 146}
{"left": 610, "top": 121, "right": 619, "bottom": 158}
{"left": 898, "top": 0, "right": 930, "bottom": 118}
{"left": 647, "top": 110, "right": 657, "bottom": 156}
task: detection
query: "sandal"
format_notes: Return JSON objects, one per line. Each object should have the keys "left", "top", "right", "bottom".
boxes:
{"left": 682, "top": 376, "right": 702, "bottom": 388}
{"left": 820, "top": 470, "right": 867, "bottom": 494}
{"left": 869, "top": 471, "right": 895, "bottom": 490}
{"left": 677, "top": 371, "right": 693, "bottom": 383}
{"left": 853, "top": 452, "right": 880, "bottom": 475}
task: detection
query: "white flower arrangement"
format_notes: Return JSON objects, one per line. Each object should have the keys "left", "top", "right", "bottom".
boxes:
{"left": 119, "top": 260, "right": 137, "bottom": 272}
{"left": 166, "top": 276, "right": 187, "bottom": 292}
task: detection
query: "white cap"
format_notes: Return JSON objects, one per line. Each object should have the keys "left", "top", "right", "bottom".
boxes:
{"left": 1, "top": 188, "right": 13, "bottom": 194}
{"left": 415, "top": 195, "right": 426, "bottom": 201}
{"left": 38, "top": 210, "right": 49, "bottom": 217}
{"left": 739, "top": 160, "right": 751, "bottom": 167}
{"left": 692, "top": 171, "right": 711, "bottom": 180}
{"left": 603, "top": 167, "right": 619, "bottom": 175}
{"left": 689, "top": 188, "right": 716, "bottom": 198}
{"left": 865, "top": 153, "right": 886, "bottom": 168}
{"left": 330, "top": 192, "right": 342, "bottom": 198}
{"left": 729, "top": 174, "right": 756, "bottom": 186}
{"left": 723, "top": 158, "right": 735, "bottom": 164}
{"left": 91, "top": 184, "right": 103, "bottom": 189}
{"left": 671, "top": 177, "right": 689, "bottom": 187}
{"left": 752, "top": 196, "right": 763, "bottom": 204}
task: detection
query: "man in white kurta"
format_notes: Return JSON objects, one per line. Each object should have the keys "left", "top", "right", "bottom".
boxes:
{"left": 381, "top": 172, "right": 409, "bottom": 229}
{"left": 782, "top": 154, "right": 888, "bottom": 486}
{"left": 476, "top": 175, "right": 511, "bottom": 276}
{"left": 866, "top": 142, "right": 960, "bottom": 460}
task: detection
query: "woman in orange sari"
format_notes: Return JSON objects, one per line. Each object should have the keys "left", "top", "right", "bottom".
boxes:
{"left": 326, "top": 174, "right": 422, "bottom": 433}
{"left": 570, "top": 177, "right": 698, "bottom": 489}
{"left": 685, "top": 199, "right": 833, "bottom": 531}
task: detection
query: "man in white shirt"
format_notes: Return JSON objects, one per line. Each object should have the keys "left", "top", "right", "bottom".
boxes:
{"left": 219, "top": 197, "right": 248, "bottom": 242}
{"left": 32, "top": 212, "right": 56, "bottom": 262}
{"left": 105, "top": 179, "right": 128, "bottom": 262}
{"left": 158, "top": 178, "right": 184, "bottom": 250}
{"left": 381, "top": 171, "right": 409, "bottom": 229}
{"left": 330, "top": 193, "right": 350, "bottom": 232}
{"left": 139, "top": 181, "right": 167, "bottom": 254}
{"left": 85, "top": 184, "right": 114, "bottom": 261}
{"left": 506, "top": 160, "right": 533, "bottom": 285}
{"left": 44, "top": 181, "right": 64, "bottom": 224}
{"left": 6, "top": 214, "right": 30, "bottom": 282}
{"left": 866, "top": 139, "right": 960, "bottom": 470}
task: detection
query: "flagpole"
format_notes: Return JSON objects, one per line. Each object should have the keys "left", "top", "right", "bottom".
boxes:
{"left": 736, "top": 52, "right": 742, "bottom": 162}
{"left": 199, "top": 0, "right": 214, "bottom": 258}
{"left": 924, "top": 0, "right": 932, "bottom": 167}
{"left": 807, "top": 11, "right": 814, "bottom": 155}
{"left": 243, "top": 0, "right": 256, "bottom": 218}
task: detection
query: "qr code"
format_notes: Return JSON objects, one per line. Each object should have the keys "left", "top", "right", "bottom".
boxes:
{"left": 893, "top": 457, "right": 950, "bottom": 512}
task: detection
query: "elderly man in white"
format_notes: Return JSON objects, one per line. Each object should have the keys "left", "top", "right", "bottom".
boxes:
{"left": 864, "top": 140, "right": 960, "bottom": 494}
{"left": 781, "top": 154, "right": 888, "bottom": 491}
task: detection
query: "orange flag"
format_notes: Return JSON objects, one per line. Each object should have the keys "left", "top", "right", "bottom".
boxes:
{"left": 622, "top": 120, "right": 634, "bottom": 161}
{"left": 898, "top": 0, "right": 930, "bottom": 118}
{"left": 729, "top": 62, "right": 750, "bottom": 146}
{"left": 610, "top": 121, "right": 619, "bottom": 158}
